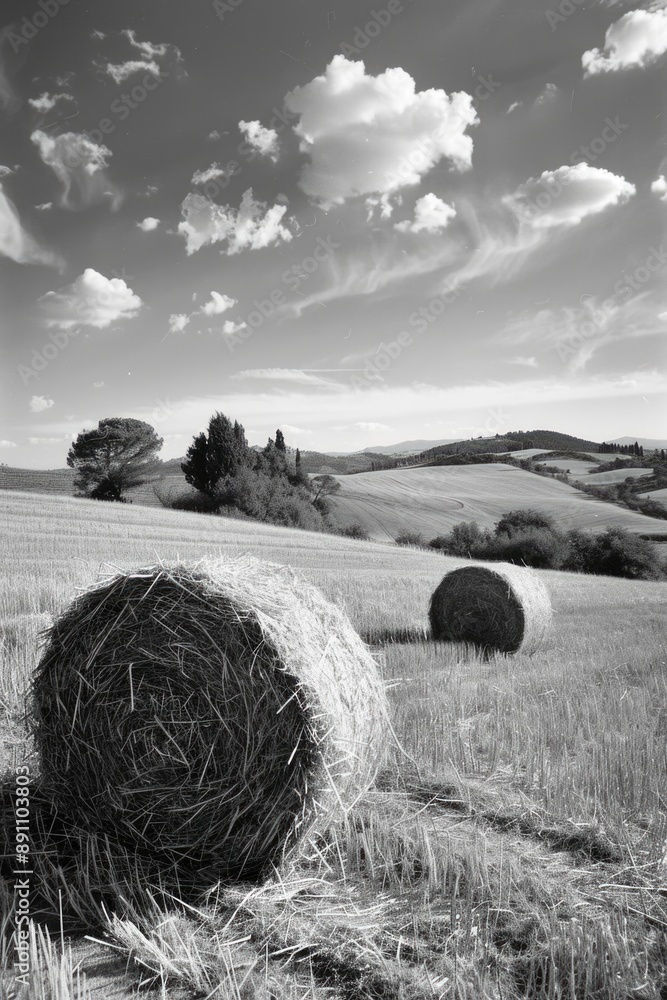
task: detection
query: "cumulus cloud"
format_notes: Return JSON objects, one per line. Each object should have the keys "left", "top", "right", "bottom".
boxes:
{"left": 0, "top": 440, "right": 17, "bottom": 448}
{"left": 356, "top": 422, "right": 392, "bottom": 432}
{"left": 365, "top": 193, "right": 397, "bottom": 221}
{"left": 199, "top": 291, "right": 236, "bottom": 316}
{"left": 506, "top": 356, "right": 538, "bottom": 368}
{"left": 284, "top": 55, "right": 477, "bottom": 208}
{"left": 506, "top": 101, "right": 522, "bottom": 114}
{"left": 28, "top": 92, "right": 75, "bottom": 114}
{"left": 650, "top": 174, "right": 667, "bottom": 202}
{"left": 30, "top": 395, "right": 54, "bottom": 413}
{"left": 103, "top": 28, "right": 184, "bottom": 83}
{"left": 168, "top": 313, "right": 190, "bottom": 334}
{"left": 582, "top": 8, "right": 667, "bottom": 74}
{"left": 35, "top": 202, "right": 52, "bottom": 211}
{"left": 178, "top": 188, "right": 293, "bottom": 255}
{"left": 238, "top": 120, "right": 280, "bottom": 161}
{"left": 93, "top": 381, "right": 105, "bottom": 388}
{"left": 0, "top": 164, "right": 15, "bottom": 176}
{"left": 39, "top": 268, "right": 142, "bottom": 330}
{"left": 395, "top": 193, "right": 456, "bottom": 233}
{"left": 136, "top": 216, "right": 160, "bottom": 231}
{"left": 0, "top": 184, "right": 62, "bottom": 267}
{"left": 31, "top": 130, "right": 122, "bottom": 210}
{"left": 222, "top": 320, "right": 248, "bottom": 336}
{"left": 503, "top": 163, "right": 635, "bottom": 229}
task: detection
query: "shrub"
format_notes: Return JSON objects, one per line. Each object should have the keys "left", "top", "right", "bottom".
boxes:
{"left": 395, "top": 529, "right": 424, "bottom": 547}
{"left": 339, "top": 523, "right": 370, "bottom": 540}
{"left": 494, "top": 509, "right": 557, "bottom": 538}
{"left": 562, "top": 527, "right": 664, "bottom": 580}
{"left": 430, "top": 521, "right": 491, "bottom": 557}
{"left": 482, "top": 527, "right": 567, "bottom": 570}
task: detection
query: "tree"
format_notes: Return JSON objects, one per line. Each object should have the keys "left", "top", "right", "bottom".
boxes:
{"left": 67, "top": 418, "right": 163, "bottom": 502}
{"left": 311, "top": 475, "right": 341, "bottom": 503}
{"left": 275, "top": 428, "right": 286, "bottom": 453}
{"left": 494, "top": 508, "right": 556, "bottom": 538}
{"left": 182, "top": 412, "right": 249, "bottom": 499}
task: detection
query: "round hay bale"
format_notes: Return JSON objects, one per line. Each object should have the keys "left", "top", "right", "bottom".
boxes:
{"left": 428, "top": 562, "right": 552, "bottom": 655}
{"left": 31, "top": 557, "right": 388, "bottom": 883}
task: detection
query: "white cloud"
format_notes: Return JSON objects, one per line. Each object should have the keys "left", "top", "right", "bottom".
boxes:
{"left": 503, "top": 163, "right": 635, "bottom": 229}
{"left": 103, "top": 29, "right": 184, "bottom": 83}
{"left": 0, "top": 165, "right": 16, "bottom": 176}
{"left": 178, "top": 188, "right": 293, "bottom": 255}
{"left": 507, "top": 101, "right": 522, "bottom": 114}
{"left": 582, "top": 8, "right": 667, "bottom": 74}
{"left": 136, "top": 216, "right": 160, "bottom": 231}
{"left": 365, "top": 193, "right": 397, "bottom": 221}
{"left": 105, "top": 59, "right": 160, "bottom": 84}
{"left": 39, "top": 268, "right": 142, "bottom": 330}
{"left": 28, "top": 437, "right": 63, "bottom": 445}
{"left": 93, "top": 381, "right": 105, "bottom": 388}
{"left": 0, "top": 440, "right": 17, "bottom": 448}
{"left": 650, "top": 174, "right": 667, "bottom": 202}
{"left": 284, "top": 55, "right": 477, "bottom": 208}
{"left": 0, "top": 184, "right": 62, "bottom": 267}
{"left": 199, "top": 291, "right": 236, "bottom": 316}
{"left": 28, "top": 92, "right": 74, "bottom": 114}
{"left": 356, "top": 422, "right": 392, "bottom": 432}
{"left": 506, "top": 356, "right": 538, "bottom": 368}
{"left": 191, "top": 164, "right": 230, "bottom": 185}
{"left": 395, "top": 193, "right": 456, "bottom": 233}
{"left": 534, "top": 83, "right": 559, "bottom": 107}
{"left": 168, "top": 313, "right": 190, "bottom": 334}
{"left": 238, "top": 120, "right": 280, "bottom": 162}
{"left": 35, "top": 202, "right": 52, "bottom": 211}
{"left": 222, "top": 320, "right": 247, "bottom": 335}
{"left": 232, "top": 368, "right": 345, "bottom": 390}
{"left": 280, "top": 424, "right": 311, "bottom": 436}
{"left": 30, "top": 395, "right": 54, "bottom": 413}
{"left": 31, "top": 130, "right": 122, "bottom": 210}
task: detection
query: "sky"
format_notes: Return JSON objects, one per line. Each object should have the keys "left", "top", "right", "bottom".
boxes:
{"left": 0, "top": 0, "right": 666, "bottom": 468}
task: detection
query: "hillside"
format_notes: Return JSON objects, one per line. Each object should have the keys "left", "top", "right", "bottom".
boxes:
{"left": 2, "top": 491, "right": 666, "bottom": 998}
{"left": 419, "top": 429, "right": 602, "bottom": 461}
{"left": 325, "top": 464, "right": 667, "bottom": 542}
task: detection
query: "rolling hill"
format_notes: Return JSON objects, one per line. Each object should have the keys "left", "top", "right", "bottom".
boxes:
{"left": 326, "top": 463, "right": 667, "bottom": 542}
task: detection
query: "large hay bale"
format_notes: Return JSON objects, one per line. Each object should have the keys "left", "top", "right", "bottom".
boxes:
{"left": 428, "top": 563, "right": 552, "bottom": 655}
{"left": 31, "top": 557, "right": 388, "bottom": 883}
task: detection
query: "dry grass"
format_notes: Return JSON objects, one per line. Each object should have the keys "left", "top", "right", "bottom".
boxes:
{"left": 428, "top": 563, "right": 553, "bottom": 655}
{"left": 1, "top": 491, "right": 666, "bottom": 998}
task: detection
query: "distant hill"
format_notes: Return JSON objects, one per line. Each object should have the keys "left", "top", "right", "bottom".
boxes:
{"left": 418, "top": 430, "right": 602, "bottom": 461}
{"left": 362, "top": 438, "right": 458, "bottom": 455}
{"left": 326, "top": 464, "right": 667, "bottom": 543}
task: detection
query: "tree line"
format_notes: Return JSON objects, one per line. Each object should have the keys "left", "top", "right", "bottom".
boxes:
{"left": 65, "top": 413, "right": 341, "bottom": 531}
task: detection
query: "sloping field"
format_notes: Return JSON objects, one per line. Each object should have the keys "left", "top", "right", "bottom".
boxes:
{"left": 0, "top": 466, "right": 186, "bottom": 507}
{"left": 640, "top": 487, "right": 667, "bottom": 503}
{"left": 535, "top": 458, "right": 599, "bottom": 475}
{"left": 584, "top": 468, "right": 653, "bottom": 485}
{"left": 327, "top": 463, "right": 667, "bottom": 541}
{"left": 1, "top": 490, "right": 666, "bottom": 999}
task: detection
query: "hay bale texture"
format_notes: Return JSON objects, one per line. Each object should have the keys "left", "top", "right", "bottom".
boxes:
{"left": 429, "top": 563, "right": 552, "bottom": 655}
{"left": 32, "top": 557, "right": 388, "bottom": 883}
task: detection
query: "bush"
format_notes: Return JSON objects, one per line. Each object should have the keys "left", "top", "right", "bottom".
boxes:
{"left": 481, "top": 527, "right": 567, "bottom": 569}
{"left": 494, "top": 509, "right": 557, "bottom": 538}
{"left": 429, "top": 521, "right": 491, "bottom": 557}
{"left": 395, "top": 529, "right": 424, "bottom": 547}
{"left": 562, "top": 527, "right": 664, "bottom": 580}
{"left": 339, "top": 523, "right": 370, "bottom": 540}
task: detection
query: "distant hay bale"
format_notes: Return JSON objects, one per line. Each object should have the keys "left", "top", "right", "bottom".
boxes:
{"left": 428, "top": 563, "right": 552, "bottom": 655}
{"left": 31, "top": 557, "right": 388, "bottom": 884}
